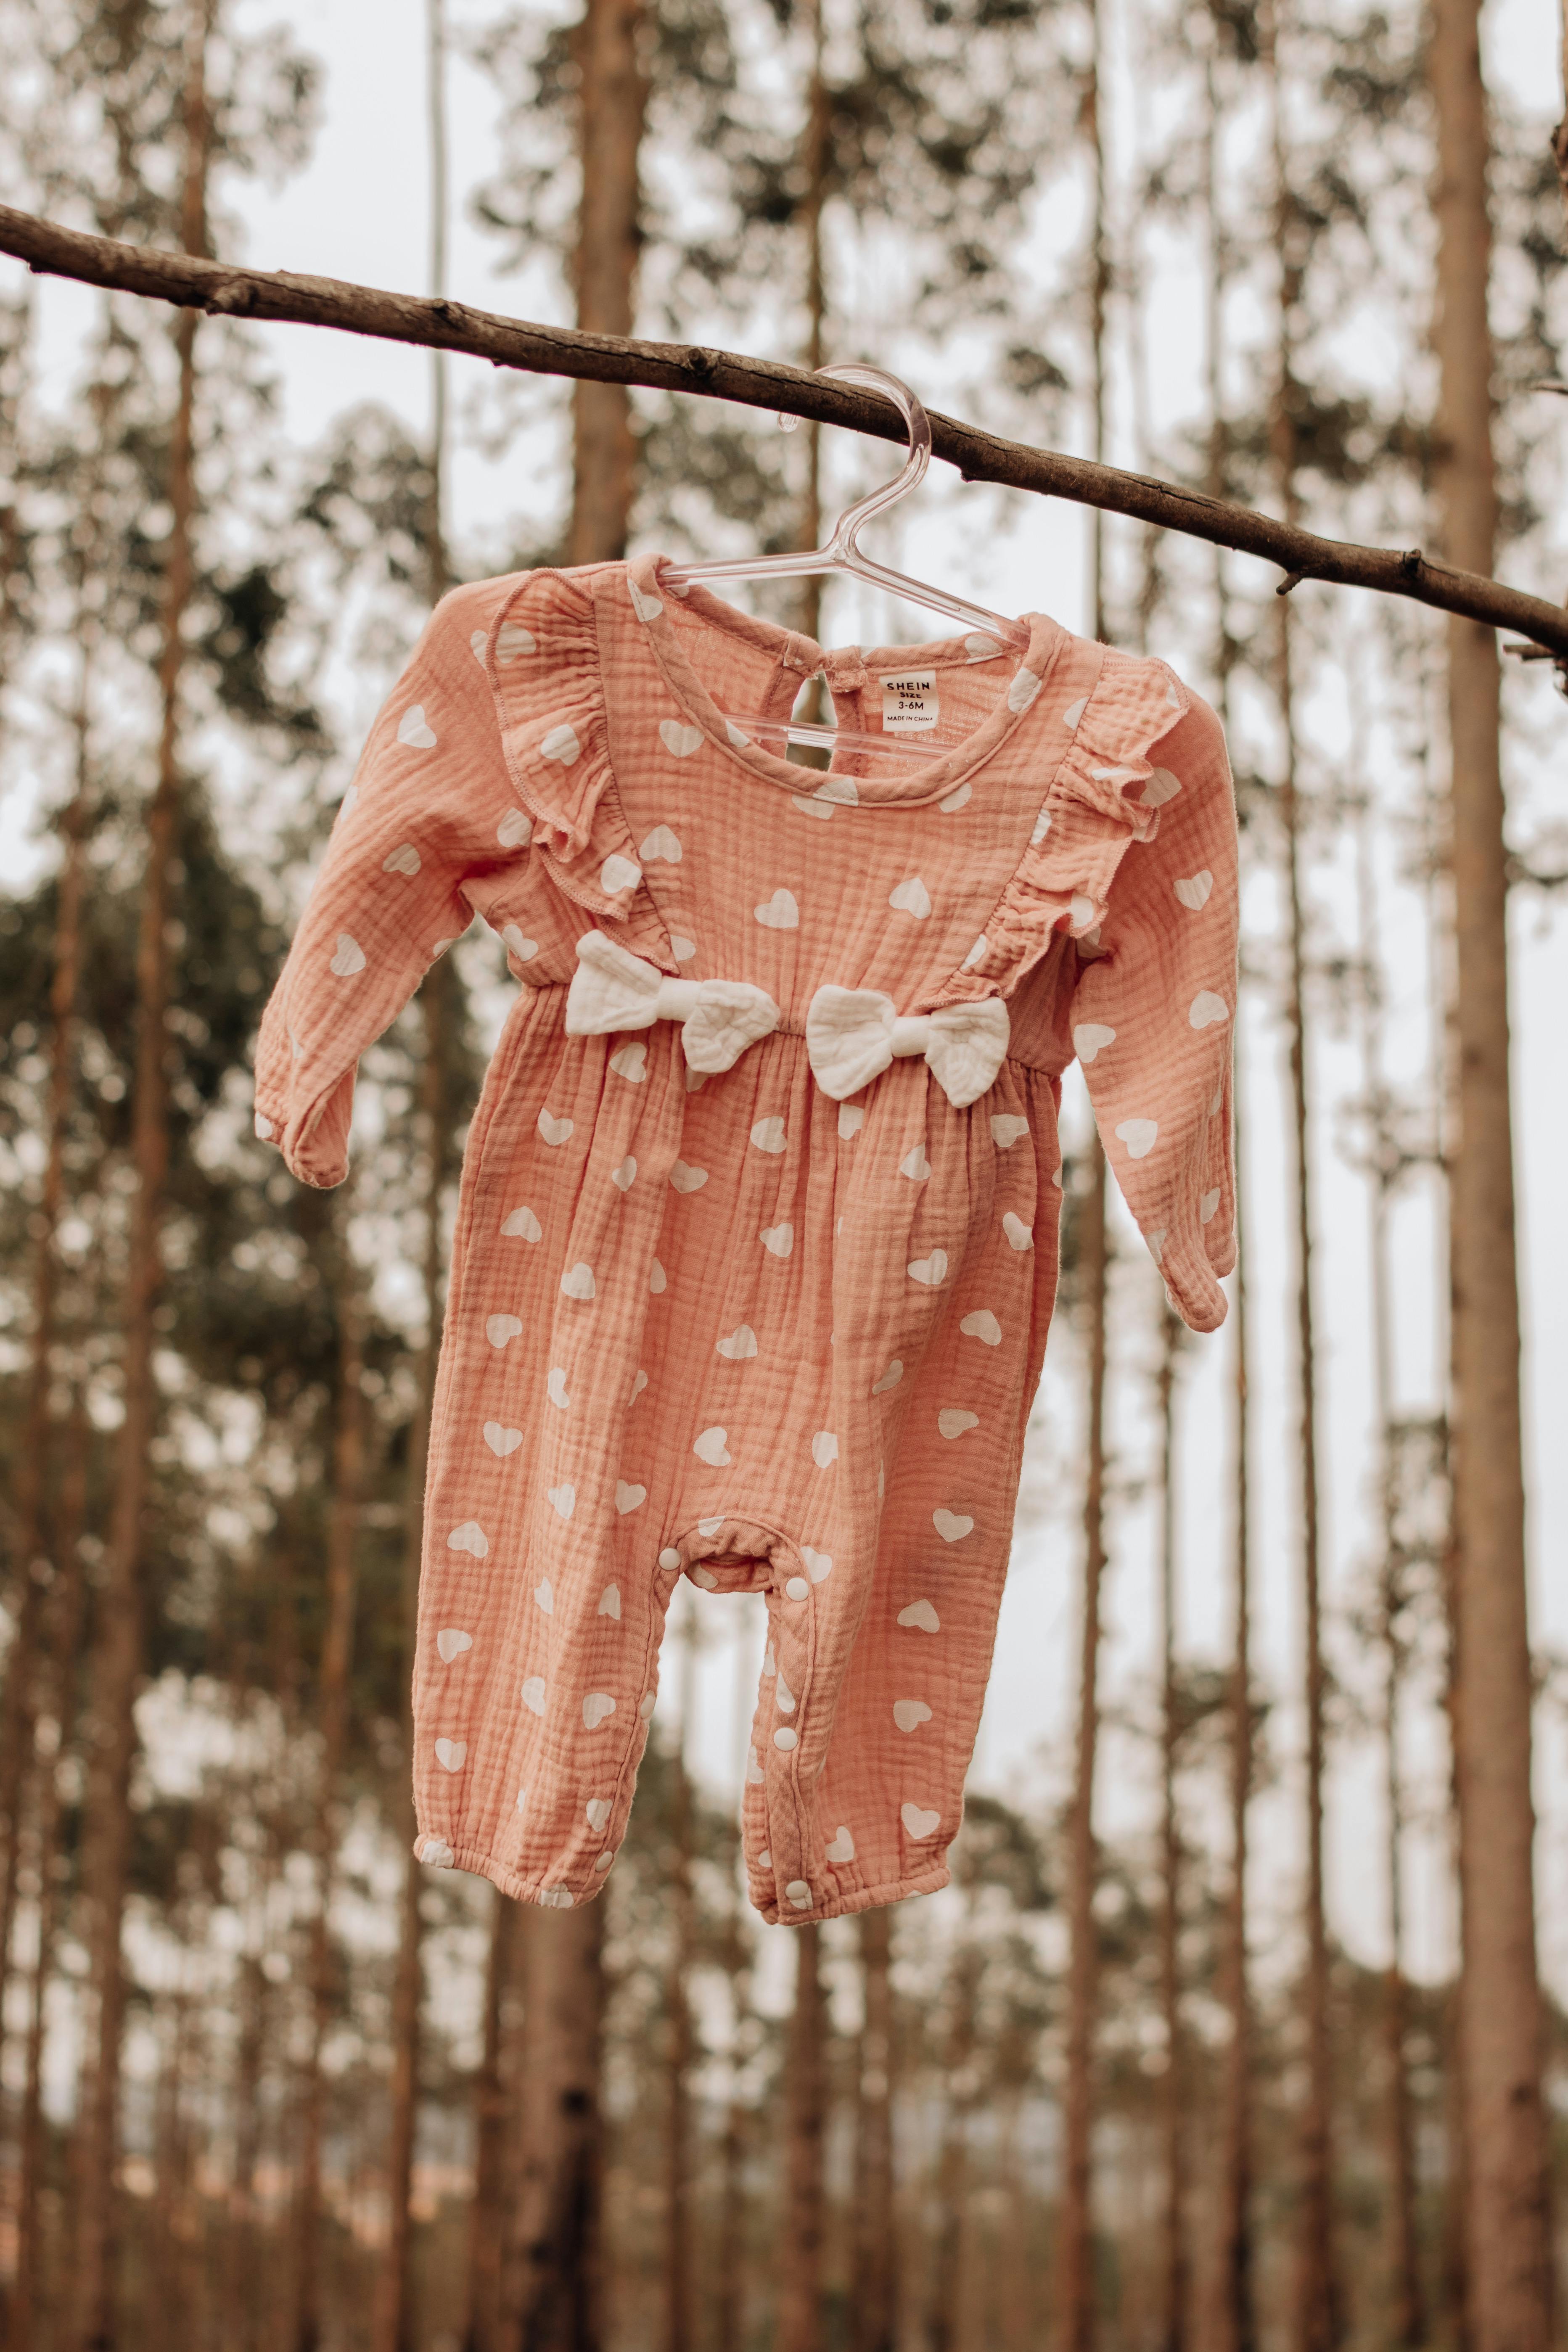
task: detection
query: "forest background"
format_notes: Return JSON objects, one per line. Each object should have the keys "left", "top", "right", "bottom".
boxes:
{"left": 0, "top": 0, "right": 1566, "bottom": 2346}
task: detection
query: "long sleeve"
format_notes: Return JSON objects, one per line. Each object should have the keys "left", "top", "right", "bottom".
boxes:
{"left": 253, "top": 580, "right": 531, "bottom": 1187}
{"left": 1069, "top": 692, "right": 1239, "bottom": 1332}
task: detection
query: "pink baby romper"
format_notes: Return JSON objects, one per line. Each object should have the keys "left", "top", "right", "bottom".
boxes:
{"left": 252, "top": 550, "right": 1238, "bottom": 1924}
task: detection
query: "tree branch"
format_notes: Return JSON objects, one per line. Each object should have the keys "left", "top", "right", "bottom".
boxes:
{"left": 4, "top": 199, "right": 1568, "bottom": 659}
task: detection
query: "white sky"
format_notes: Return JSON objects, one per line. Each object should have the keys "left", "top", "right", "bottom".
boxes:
{"left": 4, "top": 0, "right": 1565, "bottom": 1992}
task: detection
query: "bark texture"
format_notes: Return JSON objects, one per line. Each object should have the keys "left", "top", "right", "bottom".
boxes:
{"left": 777, "top": 1924, "right": 828, "bottom": 2352}
{"left": 70, "top": 23, "right": 211, "bottom": 2343}
{"left": 569, "top": 0, "right": 647, "bottom": 567}
{"left": 853, "top": 1905, "right": 896, "bottom": 2352}
{"left": 289, "top": 1227, "right": 366, "bottom": 2352}
{"left": 1156, "top": 1313, "right": 1187, "bottom": 2352}
{"left": 1430, "top": 0, "right": 1555, "bottom": 2345}
{"left": 1056, "top": 1138, "right": 1108, "bottom": 2352}
{"left": 513, "top": 1902, "right": 607, "bottom": 2352}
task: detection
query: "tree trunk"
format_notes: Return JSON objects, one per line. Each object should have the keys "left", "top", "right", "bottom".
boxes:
{"left": 505, "top": 16, "right": 648, "bottom": 2334}
{"left": 714, "top": 1633, "right": 756, "bottom": 2352}
{"left": 568, "top": 0, "right": 647, "bottom": 568}
{"left": 931, "top": 1942, "right": 978, "bottom": 2352}
{"left": 71, "top": 20, "right": 211, "bottom": 2344}
{"left": 1266, "top": 17, "right": 1338, "bottom": 2347}
{"left": 1156, "top": 1309, "right": 1187, "bottom": 2352}
{"left": 1056, "top": 1136, "right": 1108, "bottom": 2352}
{"left": 289, "top": 1221, "right": 366, "bottom": 2352}
{"left": 0, "top": 615, "right": 95, "bottom": 2051}
{"left": 13, "top": 1394, "right": 90, "bottom": 2352}
{"left": 468, "top": 1897, "right": 521, "bottom": 2352}
{"left": 664, "top": 1606, "right": 697, "bottom": 2352}
{"left": 1430, "top": 0, "right": 1555, "bottom": 2343}
{"left": 1215, "top": 1044, "right": 1255, "bottom": 2352}
{"left": 513, "top": 1903, "right": 607, "bottom": 2352}
{"left": 777, "top": 1924, "right": 828, "bottom": 2352}
{"left": 853, "top": 1905, "right": 896, "bottom": 2352}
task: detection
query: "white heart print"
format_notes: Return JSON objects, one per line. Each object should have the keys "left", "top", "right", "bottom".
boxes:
{"left": 760, "top": 1223, "right": 794, "bottom": 1257}
{"left": 560, "top": 1261, "right": 596, "bottom": 1300}
{"left": 537, "top": 1110, "right": 574, "bottom": 1147}
{"left": 497, "top": 808, "right": 531, "bottom": 848}
{"left": 1174, "top": 870, "right": 1214, "bottom": 910}
{"left": 615, "top": 1481, "right": 647, "bottom": 1514}
{"left": 716, "top": 1325, "right": 758, "bottom": 1360}
{"left": 1116, "top": 1118, "right": 1159, "bottom": 1160}
{"left": 838, "top": 1105, "right": 865, "bottom": 1139}
{"left": 811, "top": 1431, "right": 838, "bottom": 1468}
{"left": 484, "top": 1422, "right": 523, "bottom": 1456}
{"left": 900, "top": 1147, "right": 931, "bottom": 1182}
{"left": 1062, "top": 695, "right": 1087, "bottom": 730}
{"left": 1074, "top": 1023, "right": 1116, "bottom": 1064}
{"left": 1002, "top": 1212, "right": 1034, "bottom": 1252}
{"left": 693, "top": 1425, "right": 731, "bottom": 1467}
{"left": 960, "top": 1310, "right": 1002, "bottom": 1346}
{"left": 907, "top": 1250, "right": 947, "bottom": 1286}
{"left": 754, "top": 888, "right": 799, "bottom": 929}
{"left": 898, "top": 1599, "right": 941, "bottom": 1632}
{"left": 888, "top": 876, "right": 932, "bottom": 919}
{"left": 420, "top": 1837, "right": 455, "bottom": 1869}
{"left": 640, "top": 823, "right": 683, "bottom": 862}
{"left": 940, "top": 782, "right": 972, "bottom": 813}
{"left": 658, "top": 721, "right": 703, "bottom": 758}
{"left": 501, "top": 1205, "right": 542, "bottom": 1246}
{"left": 583, "top": 1691, "right": 616, "bottom": 1730}
{"left": 962, "top": 934, "right": 988, "bottom": 971}
{"left": 547, "top": 1366, "right": 570, "bottom": 1409}
{"left": 872, "top": 1359, "right": 904, "bottom": 1395}
{"left": 383, "top": 843, "right": 420, "bottom": 876}
{"left": 436, "top": 1628, "right": 473, "bottom": 1663}
{"left": 894, "top": 1699, "right": 933, "bottom": 1733}
{"left": 1007, "top": 668, "right": 1042, "bottom": 713}
{"left": 1189, "top": 991, "right": 1230, "bottom": 1029}
{"left": 629, "top": 578, "right": 663, "bottom": 623}
{"left": 611, "top": 1155, "right": 637, "bottom": 1191}
{"left": 447, "top": 1522, "right": 489, "bottom": 1557}
{"left": 750, "top": 1117, "right": 787, "bottom": 1153}
{"left": 534, "top": 1578, "right": 554, "bottom": 1615}
{"left": 600, "top": 852, "right": 641, "bottom": 895}
{"left": 938, "top": 1409, "right": 979, "bottom": 1440}
{"left": 434, "top": 1738, "right": 466, "bottom": 1771}
{"left": 598, "top": 1584, "right": 621, "bottom": 1618}
{"left": 1200, "top": 1187, "right": 1222, "bottom": 1223}
{"left": 902, "top": 1803, "right": 940, "bottom": 1839}
{"left": 933, "top": 1509, "right": 975, "bottom": 1543}
{"left": 521, "top": 1676, "right": 546, "bottom": 1715}
{"left": 547, "top": 1484, "right": 576, "bottom": 1518}
{"left": 586, "top": 1798, "right": 611, "bottom": 1833}
{"left": 329, "top": 933, "right": 366, "bottom": 978}
{"left": 825, "top": 1825, "right": 856, "bottom": 1863}
{"left": 990, "top": 1115, "right": 1029, "bottom": 1149}
{"left": 501, "top": 925, "right": 538, "bottom": 960}
{"left": 486, "top": 1314, "right": 523, "bottom": 1349}
{"left": 670, "top": 1162, "right": 708, "bottom": 1194}
{"left": 801, "top": 1547, "right": 833, "bottom": 1584}
{"left": 1139, "top": 767, "right": 1182, "bottom": 808}
{"left": 497, "top": 621, "right": 536, "bottom": 663}
{"left": 540, "top": 722, "right": 580, "bottom": 765}
{"left": 397, "top": 705, "right": 436, "bottom": 749}
{"left": 609, "top": 1042, "right": 647, "bottom": 1083}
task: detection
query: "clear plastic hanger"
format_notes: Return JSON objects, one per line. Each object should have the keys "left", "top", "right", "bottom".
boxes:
{"left": 657, "top": 363, "right": 1029, "bottom": 763}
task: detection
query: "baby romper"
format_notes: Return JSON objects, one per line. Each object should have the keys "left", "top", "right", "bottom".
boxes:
{"left": 252, "top": 550, "right": 1238, "bottom": 1925}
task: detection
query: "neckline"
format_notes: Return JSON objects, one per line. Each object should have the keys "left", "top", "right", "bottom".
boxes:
{"left": 625, "top": 550, "right": 1064, "bottom": 807}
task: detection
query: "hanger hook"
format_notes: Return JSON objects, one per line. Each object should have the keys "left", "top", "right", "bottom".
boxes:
{"left": 808, "top": 364, "right": 933, "bottom": 560}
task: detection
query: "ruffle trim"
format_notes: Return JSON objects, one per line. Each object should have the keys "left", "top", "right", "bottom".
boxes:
{"left": 484, "top": 567, "right": 659, "bottom": 938}
{"left": 938, "top": 645, "right": 1190, "bottom": 1004}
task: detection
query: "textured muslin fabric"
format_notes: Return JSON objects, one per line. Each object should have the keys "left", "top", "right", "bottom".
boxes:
{"left": 251, "top": 551, "right": 1238, "bottom": 1924}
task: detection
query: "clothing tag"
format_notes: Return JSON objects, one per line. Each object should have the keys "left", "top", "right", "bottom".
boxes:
{"left": 879, "top": 669, "right": 940, "bottom": 733}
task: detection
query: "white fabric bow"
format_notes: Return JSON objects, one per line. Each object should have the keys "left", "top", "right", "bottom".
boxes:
{"left": 805, "top": 986, "right": 1010, "bottom": 1109}
{"left": 566, "top": 933, "right": 782, "bottom": 1074}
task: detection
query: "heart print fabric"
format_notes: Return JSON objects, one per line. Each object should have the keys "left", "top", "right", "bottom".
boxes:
{"left": 251, "top": 552, "right": 1238, "bottom": 1925}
